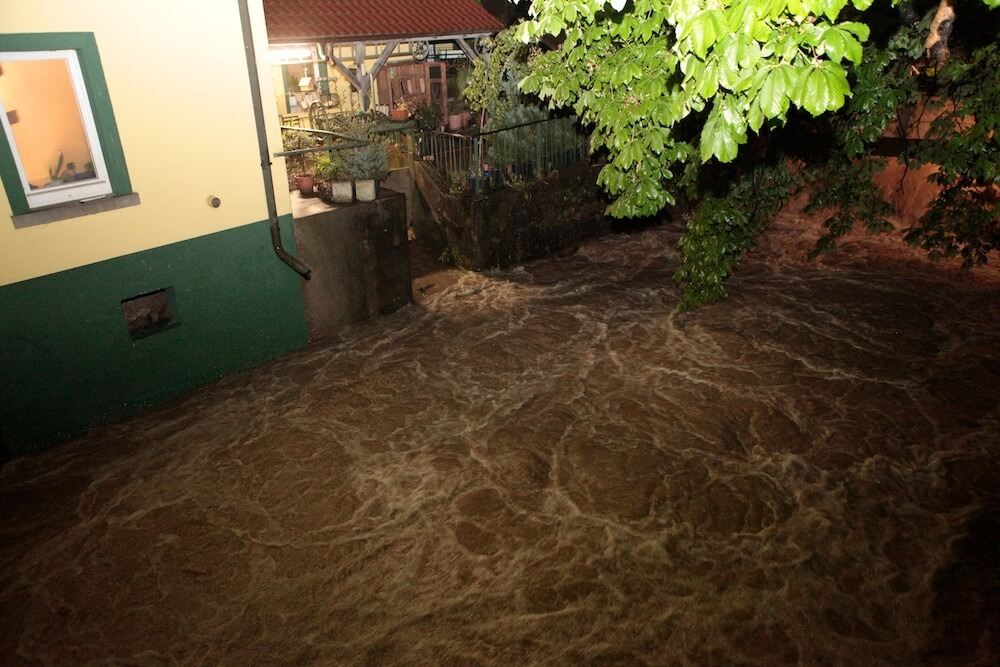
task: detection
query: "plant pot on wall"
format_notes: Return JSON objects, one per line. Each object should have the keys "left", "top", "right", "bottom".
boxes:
{"left": 390, "top": 108, "right": 409, "bottom": 122}
{"left": 330, "top": 180, "right": 353, "bottom": 203}
{"left": 295, "top": 174, "right": 315, "bottom": 195}
{"left": 355, "top": 179, "right": 377, "bottom": 202}
{"left": 447, "top": 114, "right": 464, "bottom": 131}
{"left": 340, "top": 140, "right": 388, "bottom": 202}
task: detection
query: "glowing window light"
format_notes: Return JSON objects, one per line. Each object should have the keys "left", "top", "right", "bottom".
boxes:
{"left": 269, "top": 46, "right": 315, "bottom": 64}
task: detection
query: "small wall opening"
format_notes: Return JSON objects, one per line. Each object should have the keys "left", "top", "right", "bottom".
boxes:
{"left": 121, "top": 288, "right": 177, "bottom": 339}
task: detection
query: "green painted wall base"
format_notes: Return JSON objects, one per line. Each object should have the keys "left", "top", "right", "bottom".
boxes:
{"left": 0, "top": 217, "right": 308, "bottom": 459}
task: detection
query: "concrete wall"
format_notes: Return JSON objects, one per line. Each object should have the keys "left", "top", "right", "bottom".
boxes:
{"left": 293, "top": 191, "right": 411, "bottom": 341}
{"left": 415, "top": 162, "right": 612, "bottom": 270}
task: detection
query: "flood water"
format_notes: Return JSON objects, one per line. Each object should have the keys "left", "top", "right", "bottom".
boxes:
{"left": 1, "top": 212, "right": 998, "bottom": 666}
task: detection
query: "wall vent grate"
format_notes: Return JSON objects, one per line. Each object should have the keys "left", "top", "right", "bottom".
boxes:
{"left": 121, "top": 288, "right": 177, "bottom": 339}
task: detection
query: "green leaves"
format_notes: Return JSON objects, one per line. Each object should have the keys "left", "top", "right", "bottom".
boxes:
{"left": 512, "top": 0, "right": 1000, "bottom": 309}
{"left": 698, "top": 60, "right": 721, "bottom": 99}
{"left": 791, "top": 63, "right": 851, "bottom": 116}
{"left": 821, "top": 0, "right": 849, "bottom": 21}
{"left": 513, "top": 0, "right": 919, "bottom": 211}
{"left": 758, "top": 65, "right": 795, "bottom": 118}
{"left": 701, "top": 97, "right": 747, "bottom": 162}
{"left": 679, "top": 10, "right": 728, "bottom": 59}
{"left": 674, "top": 162, "right": 797, "bottom": 310}
{"left": 820, "top": 26, "right": 864, "bottom": 64}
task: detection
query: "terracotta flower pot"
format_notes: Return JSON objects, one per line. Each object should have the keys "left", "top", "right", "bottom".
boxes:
{"left": 447, "top": 114, "right": 464, "bottom": 131}
{"left": 295, "top": 174, "right": 314, "bottom": 195}
{"left": 390, "top": 108, "right": 409, "bottom": 122}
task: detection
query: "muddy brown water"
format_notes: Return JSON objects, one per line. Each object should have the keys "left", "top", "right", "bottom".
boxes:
{"left": 1, "top": 214, "right": 998, "bottom": 666}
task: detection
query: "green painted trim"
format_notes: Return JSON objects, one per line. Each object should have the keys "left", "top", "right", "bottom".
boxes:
{"left": 0, "top": 32, "right": 132, "bottom": 214}
{"left": 0, "top": 217, "right": 307, "bottom": 459}
{"left": 0, "top": 93, "right": 26, "bottom": 212}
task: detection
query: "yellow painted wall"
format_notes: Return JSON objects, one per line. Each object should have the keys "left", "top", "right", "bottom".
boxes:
{"left": 0, "top": 0, "right": 291, "bottom": 287}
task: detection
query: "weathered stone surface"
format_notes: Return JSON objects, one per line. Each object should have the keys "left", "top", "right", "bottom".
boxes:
{"left": 293, "top": 190, "right": 411, "bottom": 341}
{"left": 418, "top": 162, "right": 617, "bottom": 270}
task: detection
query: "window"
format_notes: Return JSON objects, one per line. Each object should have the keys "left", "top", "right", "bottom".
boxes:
{"left": 0, "top": 33, "right": 132, "bottom": 219}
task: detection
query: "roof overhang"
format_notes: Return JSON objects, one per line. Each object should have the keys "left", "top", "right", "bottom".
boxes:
{"left": 268, "top": 30, "right": 497, "bottom": 46}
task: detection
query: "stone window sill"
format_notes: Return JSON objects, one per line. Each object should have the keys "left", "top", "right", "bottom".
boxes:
{"left": 12, "top": 192, "right": 141, "bottom": 228}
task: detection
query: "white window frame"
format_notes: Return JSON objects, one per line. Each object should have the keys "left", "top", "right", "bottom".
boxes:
{"left": 0, "top": 49, "right": 113, "bottom": 209}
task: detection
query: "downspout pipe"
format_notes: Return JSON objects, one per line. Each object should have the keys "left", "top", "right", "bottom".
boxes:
{"left": 237, "top": 0, "right": 311, "bottom": 280}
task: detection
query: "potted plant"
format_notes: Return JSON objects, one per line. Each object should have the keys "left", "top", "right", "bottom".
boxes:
{"left": 314, "top": 151, "right": 353, "bottom": 203}
{"left": 47, "top": 151, "right": 70, "bottom": 186}
{"left": 390, "top": 99, "right": 411, "bottom": 122}
{"left": 341, "top": 141, "right": 389, "bottom": 202}
{"left": 76, "top": 161, "right": 96, "bottom": 181}
{"left": 447, "top": 100, "right": 466, "bottom": 131}
{"left": 412, "top": 100, "right": 442, "bottom": 132}
{"left": 281, "top": 129, "right": 318, "bottom": 194}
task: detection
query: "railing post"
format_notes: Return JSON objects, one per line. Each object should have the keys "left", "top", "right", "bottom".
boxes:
{"left": 472, "top": 136, "right": 482, "bottom": 193}
{"left": 534, "top": 125, "right": 544, "bottom": 179}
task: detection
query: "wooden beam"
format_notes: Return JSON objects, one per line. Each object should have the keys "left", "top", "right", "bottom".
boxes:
{"left": 455, "top": 38, "right": 479, "bottom": 61}
{"left": 369, "top": 40, "right": 401, "bottom": 81}
{"left": 323, "top": 43, "right": 363, "bottom": 91}
{"left": 354, "top": 42, "right": 371, "bottom": 110}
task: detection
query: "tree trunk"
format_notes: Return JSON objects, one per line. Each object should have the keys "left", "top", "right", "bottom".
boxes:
{"left": 925, "top": 0, "right": 957, "bottom": 65}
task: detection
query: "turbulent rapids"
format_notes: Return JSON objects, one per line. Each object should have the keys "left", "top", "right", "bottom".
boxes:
{"left": 1, "top": 213, "right": 998, "bottom": 666}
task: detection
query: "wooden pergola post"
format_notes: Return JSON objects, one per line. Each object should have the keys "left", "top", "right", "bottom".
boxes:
{"left": 323, "top": 40, "right": 400, "bottom": 111}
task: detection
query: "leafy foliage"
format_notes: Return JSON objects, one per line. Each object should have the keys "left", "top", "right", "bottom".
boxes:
{"left": 798, "top": 14, "right": 925, "bottom": 257}
{"left": 484, "top": 104, "right": 548, "bottom": 167}
{"left": 338, "top": 142, "right": 389, "bottom": 181}
{"left": 511, "top": 0, "right": 998, "bottom": 307}
{"left": 903, "top": 41, "right": 1000, "bottom": 267}
{"left": 514, "top": 0, "right": 888, "bottom": 218}
{"left": 314, "top": 151, "right": 347, "bottom": 181}
{"left": 805, "top": 158, "right": 895, "bottom": 258}
{"left": 464, "top": 29, "right": 536, "bottom": 121}
{"left": 281, "top": 129, "right": 320, "bottom": 176}
{"left": 412, "top": 100, "right": 443, "bottom": 131}
{"left": 302, "top": 116, "right": 390, "bottom": 181}
{"left": 674, "top": 162, "right": 797, "bottom": 309}
{"left": 798, "top": 14, "right": 999, "bottom": 268}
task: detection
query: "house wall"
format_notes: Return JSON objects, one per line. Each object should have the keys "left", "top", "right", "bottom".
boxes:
{"left": 0, "top": 1, "right": 308, "bottom": 458}
{"left": 1, "top": 0, "right": 293, "bottom": 285}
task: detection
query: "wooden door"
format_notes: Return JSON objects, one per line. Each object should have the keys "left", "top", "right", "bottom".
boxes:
{"left": 376, "top": 61, "right": 433, "bottom": 112}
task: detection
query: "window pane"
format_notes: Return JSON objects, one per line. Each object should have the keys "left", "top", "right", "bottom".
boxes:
{"left": 0, "top": 57, "right": 96, "bottom": 190}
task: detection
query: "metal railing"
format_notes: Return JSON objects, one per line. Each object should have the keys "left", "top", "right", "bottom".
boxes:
{"left": 417, "top": 131, "right": 477, "bottom": 181}
{"left": 276, "top": 125, "right": 367, "bottom": 159}
{"left": 276, "top": 123, "right": 415, "bottom": 162}
{"left": 276, "top": 116, "right": 585, "bottom": 186}
{"left": 417, "top": 116, "right": 587, "bottom": 190}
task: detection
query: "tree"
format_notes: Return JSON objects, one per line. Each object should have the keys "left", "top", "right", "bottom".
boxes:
{"left": 509, "top": 0, "right": 999, "bottom": 307}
